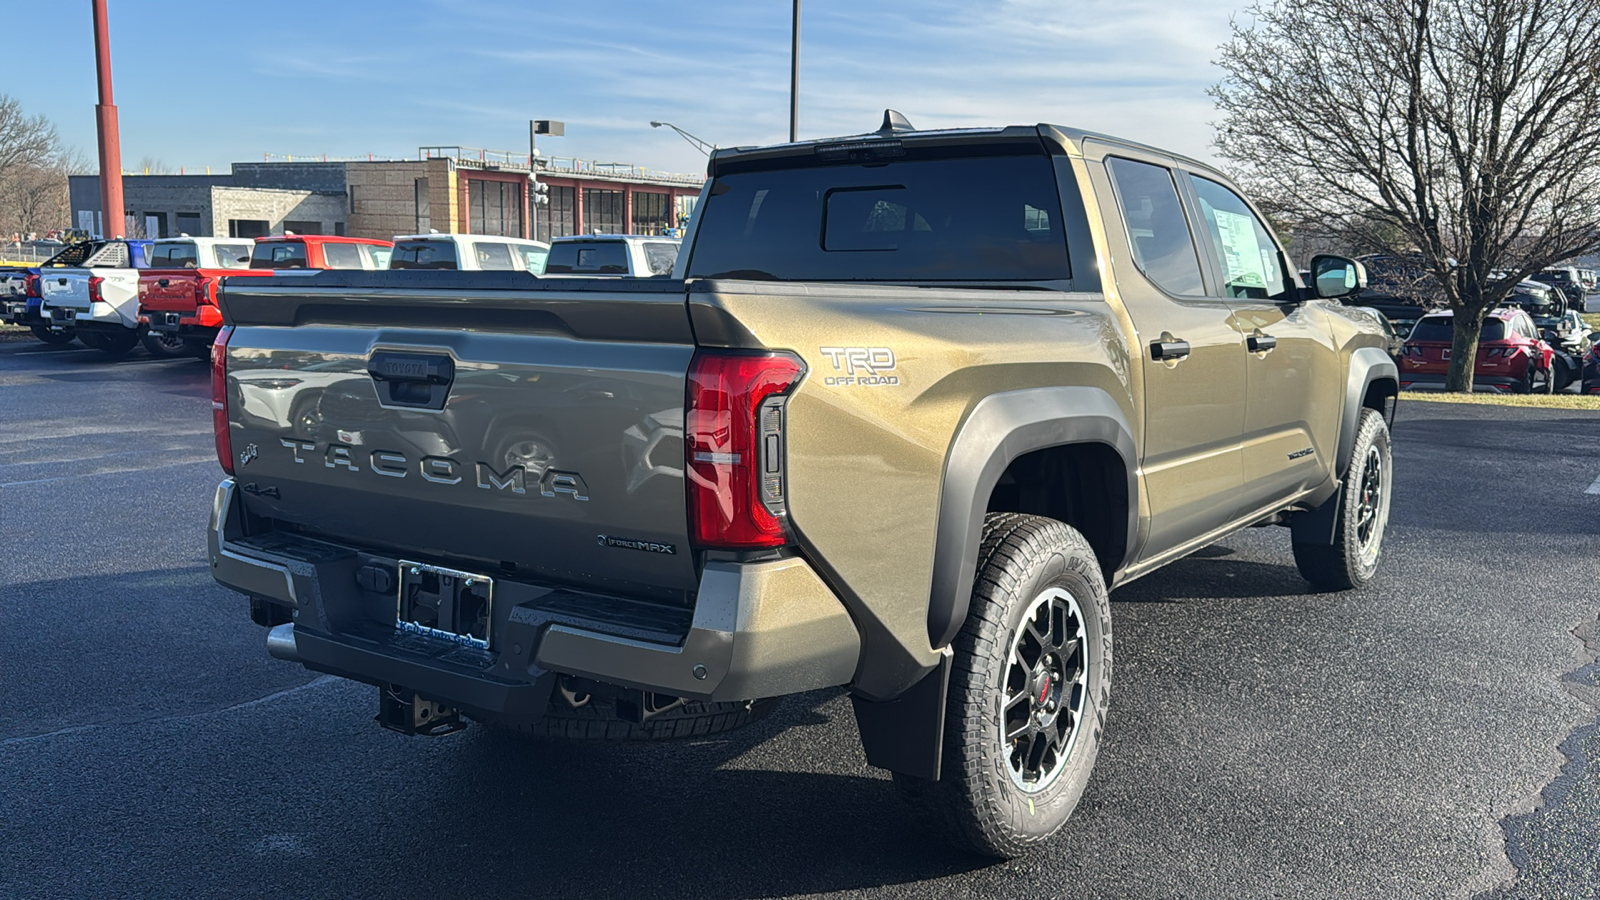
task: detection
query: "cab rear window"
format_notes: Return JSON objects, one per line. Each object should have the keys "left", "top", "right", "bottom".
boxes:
{"left": 150, "top": 243, "right": 200, "bottom": 267}
{"left": 389, "top": 241, "right": 459, "bottom": 270}
{"left": 250, "top": 242, "right": 308, "bottom": 269}
{"left": 1409, "top": 318, "right": 1506, "bottom": 342}
{"left": 686, "top": 153, "right": 1072, "bottom": 281}
{"left": 546, "top": 242, "right": 629, "bottom": 274}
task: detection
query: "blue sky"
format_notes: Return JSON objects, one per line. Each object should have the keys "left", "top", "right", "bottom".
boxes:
{"left": 13, "top": 0, "right": 1245, "bottom": 177}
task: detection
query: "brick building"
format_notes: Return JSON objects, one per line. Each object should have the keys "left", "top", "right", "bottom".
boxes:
{"left": 69, "top": 149, "right": 704, "bottom": 243}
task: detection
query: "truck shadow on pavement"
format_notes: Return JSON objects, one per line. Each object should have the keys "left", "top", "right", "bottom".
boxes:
{"left": 408, "top": 696, "right": 994, "bottom": 898}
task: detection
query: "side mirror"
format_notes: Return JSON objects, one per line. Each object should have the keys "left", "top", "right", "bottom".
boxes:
{"left": 1310, "top": 254, "right": 1367, "bottom": 300}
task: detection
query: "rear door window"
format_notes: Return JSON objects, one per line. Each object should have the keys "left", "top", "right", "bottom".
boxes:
{"left": 320, "top": 242, "right": 365, "bottom": 270}
{"left": 251, "top": 242, "right": 308, "bottom": 269}
{"left": 363, "top": 245, "right": 393, "bottom": 269}
{"left": 389, "top": 240, "right": 458, "bottom": 270}
{"left": 685, "top": 152, "right": 1072, "bottom": 281}
{"left": 518, "top": 246, "right": 548, "bottom": 274}
{"left": 1105, "top": 158, "right": 1205, "bottom": 296}
{"left": 643, "top": 242, "right": 679, "bottom": 275}
{"left": 215, "top": 243, "right": 252, "bottom": 268}
{"left": 1187, "top": 175, "right": 1290, "bottom": 301}
{"left": 545, "top": 242, "right": 630, "bottom": 274}
{"left": 473, "top": 242, "right": 516, "bottom": 270}
{"left": 150, "top": 242, "right": 200, "bottom": 268}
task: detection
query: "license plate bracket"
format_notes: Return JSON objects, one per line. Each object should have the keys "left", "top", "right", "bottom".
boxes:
{"left": 396, "top": 561, "right": 493, "bottom": 649}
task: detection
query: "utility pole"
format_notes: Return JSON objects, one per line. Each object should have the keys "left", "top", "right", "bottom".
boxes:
{"left": 790, "top": 0, "right": 801, "bottom": 142}
{"left": 91, "top": 0, "right": 124, "bottom": 238}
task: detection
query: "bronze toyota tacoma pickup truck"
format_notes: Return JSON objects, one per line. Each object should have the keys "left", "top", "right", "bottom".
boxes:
{"left": 207, "top": 114, "right": 1397, "bottom": 857}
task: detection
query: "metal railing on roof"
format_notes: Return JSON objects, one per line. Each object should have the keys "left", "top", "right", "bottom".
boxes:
{"left": 417, "top": 146, "right": 703, "bottom": 186}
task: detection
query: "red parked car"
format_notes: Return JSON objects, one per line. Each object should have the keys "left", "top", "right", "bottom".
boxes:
{"left": 139, "top": 234, "right": 393, "bottom": 358}
{"left": 1400, "top": 308, "right": 1557, "bottom": 393}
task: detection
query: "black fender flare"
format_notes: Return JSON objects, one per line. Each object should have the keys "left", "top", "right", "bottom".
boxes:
{"left": 1294, "top": 347, "right": 1398, "bottom": 546}
{"left": 1335, "top": 346, "right": 1398, "bottom": 478}
{"left": 926, "top": 386, "right": 1138, "bottom": 650}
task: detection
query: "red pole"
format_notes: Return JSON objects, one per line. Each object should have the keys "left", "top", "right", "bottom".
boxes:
{"left": 92, "top": 0, "right": 124, "bottom": 238}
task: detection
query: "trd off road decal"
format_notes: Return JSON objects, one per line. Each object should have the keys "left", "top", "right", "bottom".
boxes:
{"left": 818, "top": 346, "right": 899, "bottom": 386}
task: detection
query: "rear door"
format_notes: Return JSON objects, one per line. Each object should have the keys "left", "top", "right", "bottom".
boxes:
{"left": 219, "top": 276, "right": 700, "bottom": 599}
{"left": 1085, "top": 144, "right": 1246, "bottom": 560}
{"left": 1182, "top": 172, "right": 1342, "bottom": 511}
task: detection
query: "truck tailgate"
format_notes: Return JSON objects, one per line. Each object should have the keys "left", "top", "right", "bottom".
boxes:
{"left": 217, "top": 273, "right": 699, "bottom": 599}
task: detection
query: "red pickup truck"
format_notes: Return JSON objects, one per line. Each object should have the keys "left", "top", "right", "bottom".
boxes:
{"left": 139, "top": 235, "right": 394, "bottom": 357}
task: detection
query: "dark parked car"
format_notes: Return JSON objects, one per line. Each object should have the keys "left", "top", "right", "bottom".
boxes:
{"left": 1584, "top": 338, "right": 1600, "bottom": 395}
{"left": 1400, "top": 308, "right": 1556, "bottom": 393}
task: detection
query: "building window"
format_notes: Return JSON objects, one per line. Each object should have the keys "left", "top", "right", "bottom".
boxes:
{"left": 582, "top": 188, "right": 624, "bottom": 235}
{"left": 283, "top": 220, "right": 322, "bottom": 235}
{"left": 140, "top": 213, "right": 168, "bottom": 239}
{"left": 348, "top": 185, "right": 357, "bottom": 214}
{"left": 468, "top": 178, "right": 523, "bottom": 237}
{"left": 539, "top": 185, "right": 575, "bottom": 239}
{"left": 415, "top": 177, "right": 430, "bottom": 233}
{"left": 229, "top": 219, "right": 268, "bottom": 239}
{"left": 334, "top": 222, "right": 346, "bottom": 236}
{"left": 175, "top": 212, "right": 202, "bottom": 236}
{"left": 631, "top": 191, "right": 671, "bottom": 235}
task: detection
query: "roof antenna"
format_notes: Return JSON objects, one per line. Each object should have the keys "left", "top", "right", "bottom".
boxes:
{"left": 877, "top": 109, "right": 915, "bottom": 135}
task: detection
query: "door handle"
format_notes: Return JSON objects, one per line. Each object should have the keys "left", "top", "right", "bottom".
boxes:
{"left": 1248, "top": 334, "right": 1278, "bottom": 353}
{"left": 1150, "top": 338, "right": 1191, "bottom": 361}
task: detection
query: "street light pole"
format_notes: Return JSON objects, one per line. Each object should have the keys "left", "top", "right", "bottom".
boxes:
{"left": 91, "top": 0, "right": 123, "bottom": 238}
{"left": 790, "top": 0, "right": 800, "bottom": 142}
{"left": 649, "top": 121, "right": 715, "bottom": 156}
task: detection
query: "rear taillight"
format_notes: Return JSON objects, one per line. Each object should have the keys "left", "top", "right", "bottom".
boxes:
{"left": 194, "top": 276, "right": 211, "bottom": 306}
{"left": 24, "top": 273, "right": 39, "bottom": 298}
{"left": 88, "top": 275, "right": 104, "bottom": 304}
{"left": 686, "top": 351, "right": 805, "bottom": 548}
{"left": 212, "top": 326, "right": 235, "bottom": 475}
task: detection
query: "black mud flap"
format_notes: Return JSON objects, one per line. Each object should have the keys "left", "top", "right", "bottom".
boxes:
{"left": 1291, "top": 485, "right": 1343, "bottom": 546}
{"left": 850, "top": 649, "right": 953, "bottom": 780}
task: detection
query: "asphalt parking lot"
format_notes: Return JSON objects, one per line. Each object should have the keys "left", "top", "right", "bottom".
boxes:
{"left": 2, "top": 338, "right": 1596, "bottom": 900}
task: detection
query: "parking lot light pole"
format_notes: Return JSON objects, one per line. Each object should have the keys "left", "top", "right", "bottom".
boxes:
{"left": 529, "top": 119, "right": 563, "bottom": 242}
{"left": 91, "top": 0, "right": 123, "bottom": 239}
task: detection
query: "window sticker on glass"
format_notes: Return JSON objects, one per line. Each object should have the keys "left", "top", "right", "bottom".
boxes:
{"left": 1212, "top": 209, "right": 1267, "bottom": 289}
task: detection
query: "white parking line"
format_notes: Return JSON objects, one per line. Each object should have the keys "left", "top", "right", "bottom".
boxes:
{"left": 1587, "top": 474, "right": 1600, "bottom": 495}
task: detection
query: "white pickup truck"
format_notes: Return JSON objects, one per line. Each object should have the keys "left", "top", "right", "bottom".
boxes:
{"left": 387, "top": 233, "right": 549, "bottom": 273}
{"left": 544, "top": 235, "right": 681, "bottom": 276}
{"left": 36, "top": 238, "right": 154, "bottom": 356}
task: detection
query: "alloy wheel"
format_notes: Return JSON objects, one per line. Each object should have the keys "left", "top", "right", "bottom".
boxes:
{"left": 1000, "top": 587, "right": 1088, "bottom": 793}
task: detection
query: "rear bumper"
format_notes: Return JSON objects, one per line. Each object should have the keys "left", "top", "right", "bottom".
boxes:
{"left": 2, "top": 300, "right": 38, "bottom": 326}
{"left": 207, "top": 479, "right": 862, "bottom": 716}
{"left": 1400, "top": 373, "right": 1522, "bottom": 392}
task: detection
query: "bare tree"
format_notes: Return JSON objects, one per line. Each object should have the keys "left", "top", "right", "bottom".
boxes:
{"left": 1213, "top": 0, "right": 1600, "bottom": 391}
{"left": 0, "top": 94, "right": 59, "bottom": 187}
{"left": 135, "top": 156, "right": 174, "bottom": 175}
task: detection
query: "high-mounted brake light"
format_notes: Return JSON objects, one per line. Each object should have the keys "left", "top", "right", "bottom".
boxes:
{"left": 687, "top": 351, "right": 804, "bottom": 548}
{"left": 212, "top": 326, "right": 235, "bottom": 475}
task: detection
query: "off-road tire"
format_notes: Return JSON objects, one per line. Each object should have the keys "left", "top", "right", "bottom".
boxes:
{"left": 893, "top": 513, "right": 1111, "bottom": 859}
{"left": 1292, "top": 408, "right": 1392, "bottom": 590}
{"left": 28, "top": 325, "right": 75, "bottom": 346}
{"left": 142, "top": 330, "right": 188, "bottom": 358}
{"left": 474, "top": 695, "right": 782, "bottom": 741}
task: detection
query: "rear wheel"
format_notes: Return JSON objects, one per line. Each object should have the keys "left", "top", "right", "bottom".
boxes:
{"left": 28, "top": 325, "right": 75, "bottom": 346}
{"left": 892, "top": 513, "right": 1111, "bottom": 859}
{"left": 1539, "top": 357, "right": 1556, "bottom": 394}
{"left": 1293, "top": 409, "right": 1392, "bottom": 590}
{"left": 142, "top": 330, "right": 188, "bottom": 358}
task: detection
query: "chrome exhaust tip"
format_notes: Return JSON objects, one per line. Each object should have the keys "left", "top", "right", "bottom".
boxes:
{"left": 266, "top": 622, "right": 300, "bottom": 663}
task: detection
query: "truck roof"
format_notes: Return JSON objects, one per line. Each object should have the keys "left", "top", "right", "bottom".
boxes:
{"left": 713, "top": 112, "right": 1224, "bottom": 181}
{"left": 255, "top": 234, "right": 392, "bottom": 246}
